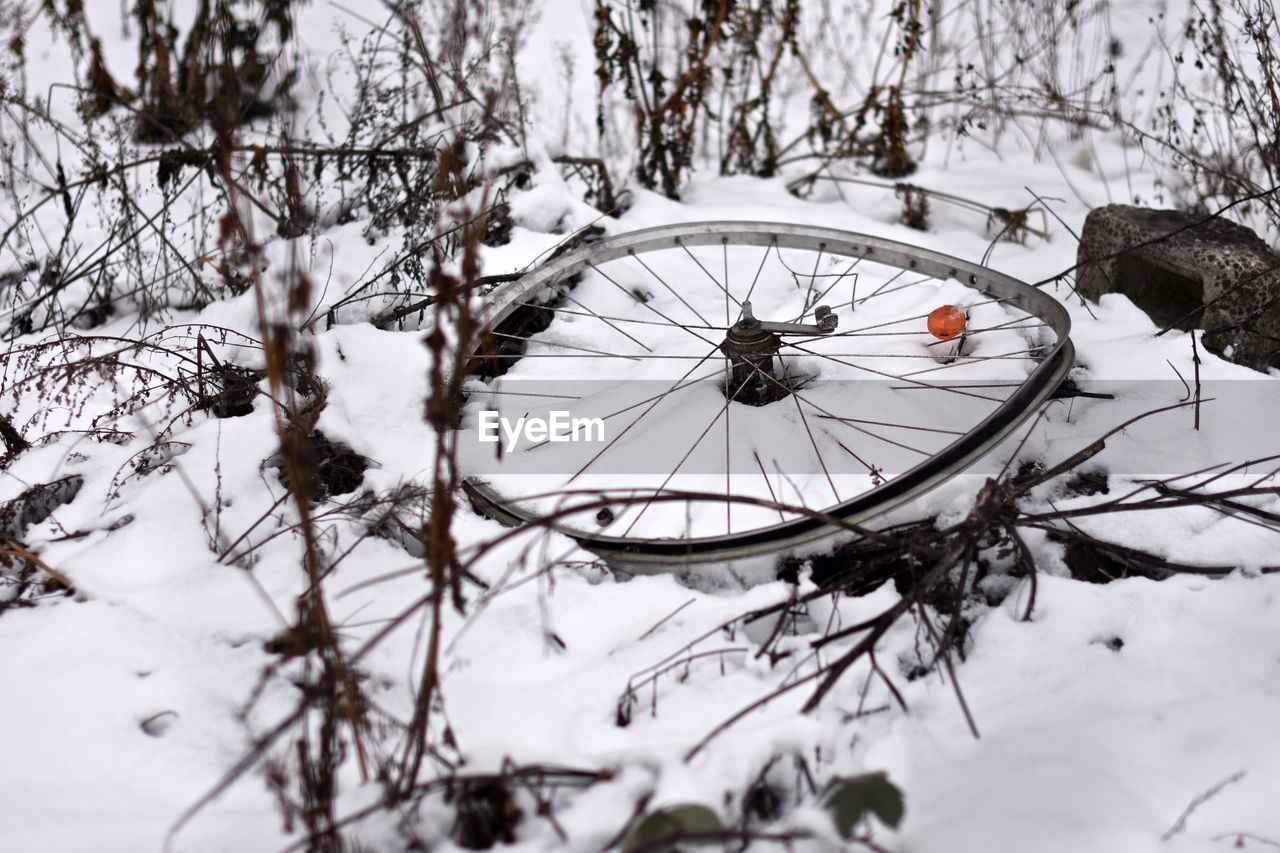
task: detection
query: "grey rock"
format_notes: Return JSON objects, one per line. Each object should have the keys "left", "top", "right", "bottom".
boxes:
{"left": 1076, "top": 204, "right": 1280, "bottom": 371}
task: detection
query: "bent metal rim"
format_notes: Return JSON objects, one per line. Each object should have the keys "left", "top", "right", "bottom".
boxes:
{"left": 453, "top": 221, "right": 1074, "bottom": 567}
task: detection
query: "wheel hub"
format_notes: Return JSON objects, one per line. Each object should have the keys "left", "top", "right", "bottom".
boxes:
{"left": 721, "top": 302, "right": 784, "bottom": 406}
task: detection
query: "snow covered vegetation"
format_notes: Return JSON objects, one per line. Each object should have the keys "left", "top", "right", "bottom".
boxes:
{"left": 2, "top": 0, "right": 1280, "bottom": 850}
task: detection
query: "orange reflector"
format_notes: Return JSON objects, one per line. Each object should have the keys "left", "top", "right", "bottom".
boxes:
{"left": 927, "top": 304, "right": 967, "bottom": 340}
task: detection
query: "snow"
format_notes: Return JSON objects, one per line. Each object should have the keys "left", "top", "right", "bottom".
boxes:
{"left": 2, "top": 0, "right": 1280, "bottom": 851}
{"left": 878, "top": 573, "right": 1280, "bottom": 853}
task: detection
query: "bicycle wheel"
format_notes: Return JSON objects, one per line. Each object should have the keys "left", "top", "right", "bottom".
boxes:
{"left": 452, "top": 221, "right": 1073, "bottom": 567}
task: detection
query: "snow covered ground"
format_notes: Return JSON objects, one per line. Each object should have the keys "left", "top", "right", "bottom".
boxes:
{"left": 2, "top": 1, "right": 1279, "bottom": 851}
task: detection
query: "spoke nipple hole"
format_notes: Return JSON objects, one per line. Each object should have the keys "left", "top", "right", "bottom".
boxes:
{"left": 970, "top": 274, "right": 978, "bottom": 284}
{"left": 909, "top": 260, "right": 917, "bottom": 268}
{"left": 596, "top": 507, "right": 614, "bottom": 526}
{"left": 949, "top": 268, "right": 958, "bottom": 277}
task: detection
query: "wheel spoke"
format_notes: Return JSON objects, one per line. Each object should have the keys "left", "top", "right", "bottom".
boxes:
{"left": 813, "top": 414, "right": 965, "bottom": 436}
{"left": 619, "top": 398, "right": 734, "bottom": 536}
{"left": 518, "top": 301, "right": 725, "bottom": 331}
{"left": 835, "top": 438, "right": 878, "bottom": 476}
{"left": 724, "top": 353, "right": 732, "bottom": 535}
{"left": 567, "top": 345, "right": 724, "bottom": 481}
{"left": 776, "top": 350, "right": 1038, "bottom": 360}
{"left": 588, "top": 262, "right": 721, "bottom": 347}
{"left": 546, "top": 283, "right": 654, "bottom": 352}
{"left": 723, "top": 239, "right": 732, "bottom": 328}
{"left": 490, "top": 331, "right": 643, "bottom": 360}
{"left": 773, "top": 375, "right": 934, "bottom": 458}
{"left": 754, "top": 450, "right": 787, "bottom": 523}
{"left": 783, "top": 341, "right": 1009, "bottom": 403}
{"left": 628, "top": 251, "right": 714, "bottom": 326}
{"left": 742, "top": 239, "right": 774, "bottom": 305}
{"left": 514, "top": 366, "right": 724, "bottom": 454}
{"left": 894, "top": 346, "right": 1043, "bottom": 378}
{"left": 778, "top": 357, "right": 841, "bottom": 503}
{"left": 678, "top": 239, "right": 744, "bottom": 309}
{"left": 471, "top": 352, "right": 705, "bottom": 360}
{"left": 618, "top": 353, "right": 759, "bottom": 536}
{"left": 472, "top": 387, "right": 583, "bottom": 401}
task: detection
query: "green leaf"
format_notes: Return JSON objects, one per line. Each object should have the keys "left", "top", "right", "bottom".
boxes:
{"left": 821, "top": 772, "right": 905, "bottom": 836}
{"left": 622, "top": 803, "right": 724, "bottom": 852}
